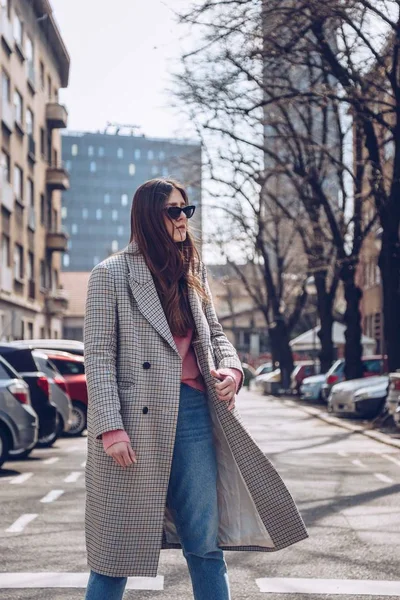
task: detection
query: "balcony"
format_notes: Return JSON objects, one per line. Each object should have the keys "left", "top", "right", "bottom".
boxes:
{"left": 46, "top": 103, "right": 68, "bottom": 129}
{"left": 0, "top": 180, "right": 13, "bottom": 212}
{"left": 1, "top": 99, "right": 14, "bottom": 133}
{"left": 46, "top": 163, "right": 70, "bottom": 191}
{"left": 46, "top": 230, "right": 68, "bottom": 252}
{"left": 0, "top": 10, "right": 13, "bottom": 52}
{"left": 45, "top": 289, "right": 69, "bottom": 315}
{"left": 0, "top": 266, "right": 12, "bottom": 293}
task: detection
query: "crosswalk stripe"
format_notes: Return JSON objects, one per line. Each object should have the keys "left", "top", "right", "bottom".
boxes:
{"left": 40, "top": 490, "right": 64, "bottom": 503}
{"left": 374, "top": 473, "right": 394, "bottom": 484}
{"left": 64, "top": 472, "right": 82, "bottom": 483}
{"left": 10, "top": 473, "right": 33, "bottom": 485}
{"left": 382, "top": 453, "right": 400, "bottom": 467}
{"left": 43, "top": 457, "right": 59, "bottom": 465}
{"left": 255, "top": 577, "right": 400, "bottom": 595}
{"left": 0, "top": 573, "right": 164, "bottom": 590}
{"left": 6, "top": 514, "right": 38, "bottom": 533}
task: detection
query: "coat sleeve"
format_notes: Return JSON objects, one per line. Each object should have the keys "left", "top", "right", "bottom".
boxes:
{"left": 84, "top": 264, "right": 125, "bottom": 440}
{"left": 201, "top": 263, "right": 244, "bottom": 392}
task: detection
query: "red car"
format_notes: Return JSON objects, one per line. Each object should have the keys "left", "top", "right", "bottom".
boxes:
{"left": 44, "top": 351, "right": 87, "bottom": 436}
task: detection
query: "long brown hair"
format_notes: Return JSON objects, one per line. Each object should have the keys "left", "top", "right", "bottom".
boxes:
{"left": 130, "top": 178, "right": 207, "bottom": 336}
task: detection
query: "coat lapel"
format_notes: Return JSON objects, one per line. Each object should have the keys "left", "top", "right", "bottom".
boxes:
{"left": 123, "top": 242, "right": 179, "bottom": 356}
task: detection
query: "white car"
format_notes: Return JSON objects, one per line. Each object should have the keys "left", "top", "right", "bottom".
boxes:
{"left": 328, "top": 376, "right": 388, "bottom": 419}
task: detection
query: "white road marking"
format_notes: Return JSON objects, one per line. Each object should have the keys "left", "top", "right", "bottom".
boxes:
{"left": 64, "top": 472, "right": 82, "bottom": 483}
{"left": 65, "top": 445, "right": 81, "bottom": 453}
{"left": 43, "top": 457, "right": 59, "bottom": 465}
{"left": 6, "top": 514, "right": 38, "bottom": 533}
{"left": 382, "top": 453, "right": 400, "bottom": 467}
{"left": 352, "top": 459, "right": 367, "bottom": 469}
{"left": 40, "top": 490, "right": 64, "bottom": 503}
{"left": 374, "top": 473, "right": 394, "bottom": 484}
{"left": 256, "top": 577, "right": 400, "bottom": 595}
{"left": 10, "top": 473, "right": 33, "bottom": 485}
{"left": 81, "top": 461, "right": 86, "bottom": 468}
{"left": 0, "top": 573, "right": 164, "bottom": 590}
{"left": 338, "top": 451, "right": 348, "bottom": 457}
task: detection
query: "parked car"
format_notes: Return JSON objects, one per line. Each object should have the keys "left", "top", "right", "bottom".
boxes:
{"left": 21, "top": 339, "right": 84, "bottom": 356}
{"left": 255, "top": 369, "right": 282, "bottom": 395}
{"left": 43, "top": 351, "right": 87, "bottom": 436}
{"left": 0, "top": 355, "right": 38, "bottom": 466}
{"left": 255, "top": 362, "right": 274, "bottom": 377}
{"left": 31, "top": 352, "right": 73, "bottom": 436}
{"left": 290, "top": 362, "right": 318, "bottom": 395}
{"left": 0, "top": 344, "right": 58, "bottom": 448}
{"left": 328, "top": 376, "right": 388, "bottom": 419}
{"left": 300, "top": 374, "right": 326, "bottom": 402}
{"left": 386, "top": 371, "right": 400, "bottom": 421}
{"left": 321, "top": 356, "right": 386, "bottom": 402}
{"left": 241, "top": 363, "right": 256, "bottom": 388}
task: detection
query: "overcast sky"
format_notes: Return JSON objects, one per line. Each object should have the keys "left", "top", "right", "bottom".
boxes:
{"left": 50, "top": 0, "right": 194, "bottom": 139}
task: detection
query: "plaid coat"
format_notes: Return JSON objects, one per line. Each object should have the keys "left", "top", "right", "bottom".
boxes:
{"left": 84, "top": 241, "right": 308, "bottom": 578}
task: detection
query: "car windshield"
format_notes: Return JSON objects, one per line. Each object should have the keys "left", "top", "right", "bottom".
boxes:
{"left": 362, "top": 359, "right": 382, "bottom": 375}
{"left": 51, "top": 359, "right": 85, "bottom": 375}
{"left": 256, "top": 364, "right": 273, "bottom": 376}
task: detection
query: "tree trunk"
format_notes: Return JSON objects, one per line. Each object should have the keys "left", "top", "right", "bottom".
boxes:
{"left": 341, "top": 263, "right": 363, "bottom": 380}
{"left": 269, "top": 316, "right": 294, "bottom": 390}
{"left": 379, "top": 232, "right": 400, "bottom": 372}
{"left": 314, "top": 270, "right": 335, "bottom": 373}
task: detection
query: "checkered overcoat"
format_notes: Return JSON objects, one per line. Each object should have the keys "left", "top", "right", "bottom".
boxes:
{"left": 84, "top": 241, "right": 308, "bottom": 578}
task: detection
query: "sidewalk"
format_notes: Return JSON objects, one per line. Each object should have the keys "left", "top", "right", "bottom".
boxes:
{"left": 279, "top": 395, "right": 400, "bottom": 450}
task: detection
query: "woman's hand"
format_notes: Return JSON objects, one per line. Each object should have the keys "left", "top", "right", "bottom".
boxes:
{"left": 105, "top": 441, "right": 137, "bottom": 468}
{"left": 210, "top": 368, "right": 236, "bottom": 411}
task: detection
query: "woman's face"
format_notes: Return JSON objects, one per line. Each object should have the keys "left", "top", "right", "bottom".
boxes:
{"left": 163, "top": 188, "right": 188, "bottom": 243}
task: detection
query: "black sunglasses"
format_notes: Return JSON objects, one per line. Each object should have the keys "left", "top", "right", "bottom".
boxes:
{"left": 164, "top": 205, "right": 196, "bottom": 220}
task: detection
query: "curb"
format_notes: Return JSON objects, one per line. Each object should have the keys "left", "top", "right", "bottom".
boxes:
{"left": 279, "top": 396, "right": 400, "bottom": 451}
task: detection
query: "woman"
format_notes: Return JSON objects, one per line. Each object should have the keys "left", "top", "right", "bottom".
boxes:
{"left": 83, "top": 178, "right": 308, "bottom": 600}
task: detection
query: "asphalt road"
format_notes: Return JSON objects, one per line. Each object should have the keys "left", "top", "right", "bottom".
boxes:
{"left": 0, "top": 389, "right": 399, "bottom": 600}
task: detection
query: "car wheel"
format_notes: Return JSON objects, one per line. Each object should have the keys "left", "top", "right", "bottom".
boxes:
{"left": 37, "top": 413, "right": 59, "bottom": 448}
{"left": 0, "top": 424, "right": 11, "bottom": 468}
{"left": 8, "top": 447, "right": 34, "bottom": 460}
{"left": 65, "top": 401, "right": 87, "bottom": 437}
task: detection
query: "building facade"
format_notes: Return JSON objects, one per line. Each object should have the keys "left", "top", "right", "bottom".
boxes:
{"left": 61, "top": 130, "right": 202, "bottom": 271}
{"left": 0, "top": 0, "right": 69, "bottom": 340}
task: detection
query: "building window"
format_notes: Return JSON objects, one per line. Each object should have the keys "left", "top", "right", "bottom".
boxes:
{"left": 93, "top": 256, "right": 99, "bottom": 266}
{"left": 148, "top": 150, "right": 154, "bottom": 160}
{"left": 134, "top": 149, "right": 141, "bottom": 160}
{"left": 40, "top": 127, "right": 45, "bottom": 158}
{"left": 13, "top": 13, "right": 23, "bottom": 47}
{"left": 162, "top": 166, "right": 168, "bottom": 177}
{"left": 121, "top": 194, "right": 128, "bottom": 206}
{"left": 67, "top": 239, "right": 72, "bottom": 250}
{"left": 1, "top": 70, "right": 10, "bottom": 103}
{"left": 63, "top": 254, "right": 70, "bottom": 267}
{"left": 1, "top": 150, "right": 10, "bottom": 182}
{"left": 61, "top": 206, "right": 67, "bottom": 219}
{"left": 14, "top": 165, "right": 23, "bottom": 202}
{"left": 90, "top": 161, "right": 96, "bottom": 173}
{"left": 98, "top": 147, "right": 104, "bottom": 157}
{"left": 71, "top": 144, "right": 78, "bottom": 156}
{"left": 96, "top": 209, "right": 102, "bottom": 220}
{"left": 129, "top": 163, "right": 136, "bottom": 176}
{"left": 104, "top": 193, "right": 110, "bottom": 204}
{"left": 47, "top": 75, "right": 52, "bottom": 101}
{"left": 14, "top": 89, "right": 23, "bottom": 125}
{"left": 40, "top": 194, "right": 45, "bottom": 224}
{"left": 159, "top": 151, "right": 165, "bottom": 161}
{"left": 112, "top": 210, "right": 118, "bottom": 221}
{"left": 117, "top": 148, "right": 124, "bottom": 159}
{"left": 82, "top": 208, "right": 88, "bottom": 218}
{"left": 26, "top": 108, "right": 34, "bottom": 136}
{"left": 1, "top": 234, "right": 10, "bottom": 267}
{"left": 27, "top": 178, "right": 34, "bottom": 207}
{"left": 151, "top": 165, "right": 158, "bottom": 175}
{"left": 111, "top": 240, "right": 118, "bottom": 252}
{"left": 71, "top": 223, "right": 78, "bottom": 234}
{"left": 26, "top": 35, "right": 34, "bottom": 71}
{"left": 88, "top": 146, "right": 94, "bottom": 156}
{"left": 117, "top": 225, "right": 124, "bottom": 236}
{"left": 27, "top": 252, "right": 34, "bottom": 281}
{"left": 14, "top": 244, "right": 24, "bottom": 280}
{"left": 39, "top": 61, "right": 45, "bottom": 90}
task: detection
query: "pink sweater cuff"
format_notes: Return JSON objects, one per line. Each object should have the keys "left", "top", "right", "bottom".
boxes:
{"left": 102, "top": 429, "right": 130, "bottom": 451}
{"left": 218, "top": 368, "right": 243, "bottom": 394}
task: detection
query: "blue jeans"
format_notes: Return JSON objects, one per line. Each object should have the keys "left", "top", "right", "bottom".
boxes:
{"left": 85, "top": 383, "right": 230, "bottom": 600}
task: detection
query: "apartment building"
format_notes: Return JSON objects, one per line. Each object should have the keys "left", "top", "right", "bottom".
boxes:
{"left": 0, "top": 0, "right": 70, "bottom": 340}
{"left": 60, "top": 129, "right": 202, "bottom": 272}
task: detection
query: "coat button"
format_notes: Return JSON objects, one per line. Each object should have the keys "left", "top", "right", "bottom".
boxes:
{"left": 142, "top": 406, "right": 149, "bottom": 414}
{"left": 143, "top": 361, "right": 151, "bottom": 369}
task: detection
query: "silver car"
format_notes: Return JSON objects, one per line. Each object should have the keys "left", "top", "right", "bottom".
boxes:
{"left": 329, "top": 376, "right": 388, "bottom": 419}
{"left": 386, "top": 372, "right": 400, "bottom": 419}
{"left": 0, "top": 355, "right": 38, "bottom": 467}
{"left": 300, "top": 374, "right": 326, "bottom": 402}
{"left": 32, "top": 352, "right": 73, "bottom": 436}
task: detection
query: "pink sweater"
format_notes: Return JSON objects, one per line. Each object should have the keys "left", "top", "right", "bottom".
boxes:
{"left": 102, "top": 328, "right": 242, "bottom": 450}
